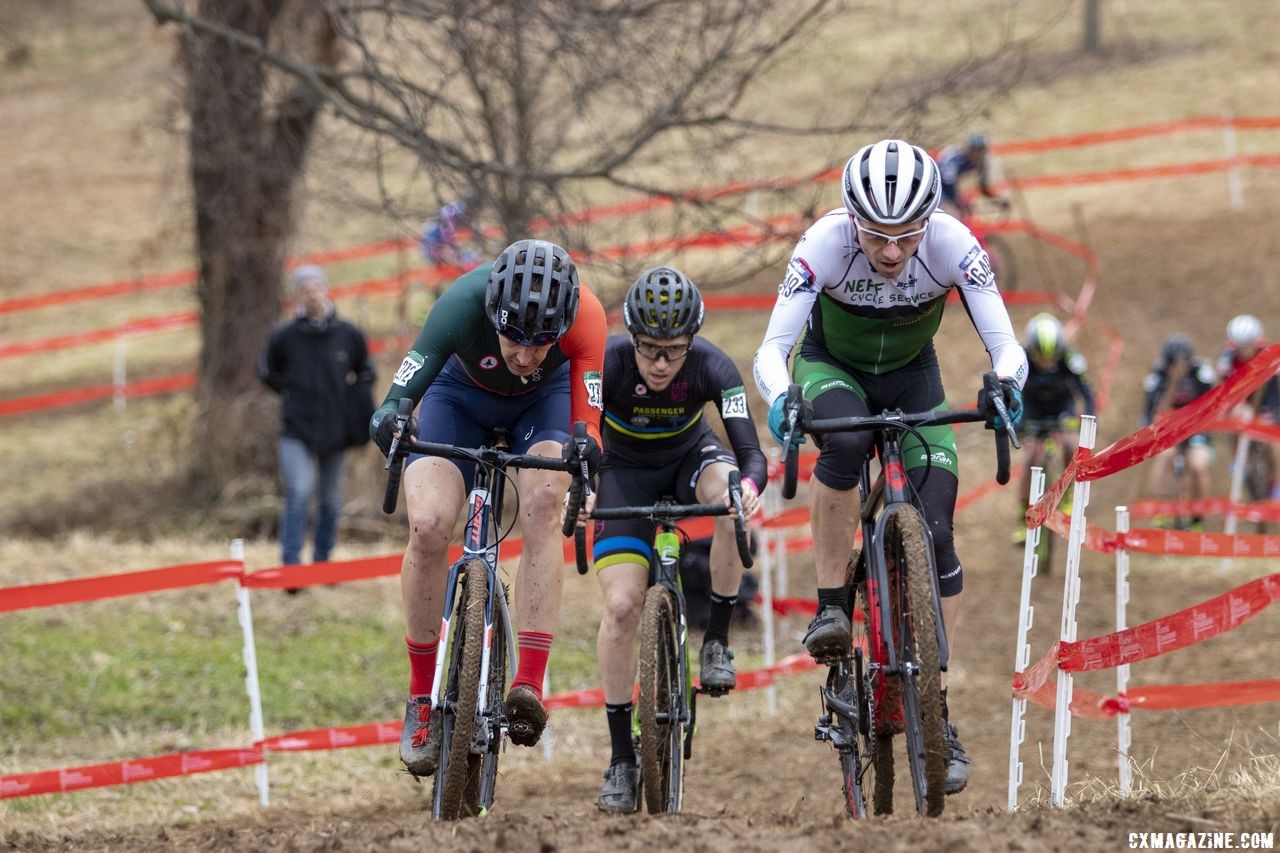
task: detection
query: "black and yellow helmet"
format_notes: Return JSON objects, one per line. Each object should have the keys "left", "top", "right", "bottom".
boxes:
{"left": 622, "top": 266, "right": 704, "bottom": 340}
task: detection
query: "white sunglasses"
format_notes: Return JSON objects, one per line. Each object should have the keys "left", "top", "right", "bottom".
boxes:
{"left": 854, "top": 217, "right": 930, "bottom": 247}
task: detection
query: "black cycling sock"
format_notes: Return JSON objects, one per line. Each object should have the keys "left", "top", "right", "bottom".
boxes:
{"left": 704, "top": 592, "right": 737, "bottom": 645}
{"left": 941, "top": 688, "right": 950, "bottom": 722}
{"left": 817, "top": 586, "right": 848, "bottom": 615}
{"left": 606, "top": 703, "right": 635, "bottom": 764}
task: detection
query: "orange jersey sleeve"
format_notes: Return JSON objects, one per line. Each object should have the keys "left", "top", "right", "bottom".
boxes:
{"left": 558, "top": 285, "right": 607, "bottom": 445}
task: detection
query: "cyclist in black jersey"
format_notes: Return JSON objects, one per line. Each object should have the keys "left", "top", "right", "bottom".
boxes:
{"left": 1012, "top": 313, "right": 1095, "bottom": 543}
{"left": 1142, "top": 333, "right": 1217, "bottom": 530}
{"left": 589, "top": 266, "right": 768, "bottom": 813}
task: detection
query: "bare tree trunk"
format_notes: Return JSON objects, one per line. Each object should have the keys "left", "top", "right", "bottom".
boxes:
{"left": 180, "top": 0, "right": 333, "bottom": 495}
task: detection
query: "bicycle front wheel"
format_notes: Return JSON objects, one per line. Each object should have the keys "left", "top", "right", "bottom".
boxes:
{"left": 638, "top": 586, "right": 684, "bottom": 814}
{"left": 891, "top": 510, "right": 946, "bottom": 818}
{"left": 462, "top": 581, "right": 508, "bottom": 817}
{"left": 432, "top": 560, "right": 488, "bottom": 821}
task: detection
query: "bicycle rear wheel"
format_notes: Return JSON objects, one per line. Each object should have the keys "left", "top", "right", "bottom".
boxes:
{"left": 462, "top": 581, "right": 508, "bottom": 816}
{"left": 890, "top": 510, "right": 946, "bottom": 817}
{"left": 825, "top": 661, "right": 865, "bottom": 819}
{"left": 638, "top": 585, "right": 684, "bottom": 814}
{"left": 432, "top": 560, "right": 487, "bottom": 821}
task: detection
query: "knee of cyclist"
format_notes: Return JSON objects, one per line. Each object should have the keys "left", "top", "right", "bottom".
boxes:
{"left": 603, "top": 588, "right": 644, "bottom": 629}
{"left": 521, "top": 482, "right": 565, "bottom": 526}
{"left": 405, "top": 509, "right": 455, "bottom": 554}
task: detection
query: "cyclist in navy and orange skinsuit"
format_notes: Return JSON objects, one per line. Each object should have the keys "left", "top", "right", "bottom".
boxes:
{"left": 370, "top": 239, "right": 607, "bottom": 777}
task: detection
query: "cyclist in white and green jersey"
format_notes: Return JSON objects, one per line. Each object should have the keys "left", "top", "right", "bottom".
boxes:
{"left": 752, "top": 139, "right": 1028, "bottom": 795}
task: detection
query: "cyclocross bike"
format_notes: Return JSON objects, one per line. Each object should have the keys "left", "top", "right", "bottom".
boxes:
{"left": 588, "top": 472, "right": 753, "bottom": 815}
{"left": 382, "top": 399, "right": 592, "bottom": 820}
{"left": 779, "top": 372, "right": 1016, "bottom": 818}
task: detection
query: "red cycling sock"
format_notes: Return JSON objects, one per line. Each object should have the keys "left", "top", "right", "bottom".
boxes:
{"left": 406, "top": 635, "right": 439, "bottom": 699}
{"left": 511, "top": 631, "right": 554, "bottom": 699}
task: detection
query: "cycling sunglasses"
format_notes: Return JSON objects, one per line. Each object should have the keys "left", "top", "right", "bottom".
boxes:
{"left": 634, "top": 339, "right": 692, "bottom": 362}
{"left": 853, "top": 217, "right": 930, "bottom": 248}
{"left": 498, "top": 324, "right": 560, "bottom": 347}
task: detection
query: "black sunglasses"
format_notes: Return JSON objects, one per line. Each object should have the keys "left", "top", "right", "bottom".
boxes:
{"left": 498, "top": 324, "right": 559, "bottom": 347}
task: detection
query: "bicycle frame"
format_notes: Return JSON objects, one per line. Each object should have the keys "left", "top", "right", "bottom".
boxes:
{"left": 429, "top": 448, "right": 518, "bottom": 752}
{"left": 859, "top": 434, "right": 949, "bottom": 680}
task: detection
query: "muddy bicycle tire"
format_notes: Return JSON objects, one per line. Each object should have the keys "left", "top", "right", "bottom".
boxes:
{"left": 638, "top": 586, "right": 683, "bottom": 814}
{"left": 433, "top": 561, "right": 488, "bottom": 821}
{"left": 891, "top": 511, "right": 947, "bottom": 817}
{"left": 461, "top": 581, "right": 508, "bottom": 816}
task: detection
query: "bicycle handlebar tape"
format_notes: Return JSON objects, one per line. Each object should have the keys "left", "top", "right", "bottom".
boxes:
{"left": 574, "top": 526, "right": 589, "bottom": 575}
{"left": 782, "top": 384, "right": 803, "bottom": 501}
{"left": 727, "top": 470, "right": 754, "bottom": 569}
{"left": 381, "top": 398, "right": 417, "bottom": 515}
{"left": 995, "top": 427, "right": 1011, "bottom": 485}
{"left": 981, "top": 372, "right": 1012, "bottom": 485}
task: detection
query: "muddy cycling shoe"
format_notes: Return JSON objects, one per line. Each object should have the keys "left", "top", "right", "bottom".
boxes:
{"left": 400, "top": 696, "right": 440, "bottom": 777}
{"left": 803, "top": 605, "right": 853, "bottom": 665}
{"left": 595, "top": 759, "right": 640, "bottom": 814}
{"left": 504, "top": 685, "right": 549, "bottom": 747}
{"left": 944, "top": 721, "right": 971, "bottom": 794}
{"left": 699, "top": 639, "right": 737, "bottom": 696}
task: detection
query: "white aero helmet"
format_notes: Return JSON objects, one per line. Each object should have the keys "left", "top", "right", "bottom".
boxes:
{"left": 841, "top": 139, "right": 942, "bottom": 226}
{"left": 1226, "top": 314, "right": 1263, "bottom": 348}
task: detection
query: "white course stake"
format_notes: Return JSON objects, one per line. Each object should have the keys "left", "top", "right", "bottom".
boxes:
{"left": 1008, "top": 467, "right": 1045, "bottom": 812}
{"left": 1050, "top": 414, "right": 1097, "bottom": 807}
{"left": 1115, "top": 506, "right": 1133, "bottom": 796}
{"left": 233, "top": 539, "right": 270, "bottom": 807}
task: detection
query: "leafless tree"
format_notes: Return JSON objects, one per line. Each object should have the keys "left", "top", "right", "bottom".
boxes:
{"left": 142, "top": 0, "right": 1036, "bottom": 497}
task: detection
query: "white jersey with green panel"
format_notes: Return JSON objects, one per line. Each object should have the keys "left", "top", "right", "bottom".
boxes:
{"left": 753, "top": 209, "right": 1028, "bottom": 404}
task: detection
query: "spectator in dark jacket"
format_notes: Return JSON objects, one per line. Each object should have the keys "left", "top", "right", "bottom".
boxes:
{"left": 259, "top": 265, "right": 374, "bottom": 568}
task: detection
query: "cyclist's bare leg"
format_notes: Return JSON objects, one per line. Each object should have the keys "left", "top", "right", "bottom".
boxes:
{"left": 402, "top": 458, "right": 467, "bottom": 643}
{"left": 1186, "top": 444, "right": 1211, "bottom": 503}
{"left": 696, "top": 461, "right": 747, "bottom": 600}
{"left": 810, "top": 479, "right": 860, "bottom": 588}
{"left": 596, "top": 562, "right": 648, "bottom": 703}
{"left": 512, "top": 439, "right": 574, "bottom": 634}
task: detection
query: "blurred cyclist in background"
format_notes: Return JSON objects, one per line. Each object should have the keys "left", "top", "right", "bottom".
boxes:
{"left": 1142, "top": 333, "right": 1217, "bottom": 530}
{"left": 1216, "top": 314, "right": 1279, "bottom": 503}
{"left": 1011, "top": 313, "right": 1095, "bottom": 544}
{"left": 419, "top": 198, "right": 481, "bottom": 269}
{"left": 937, "top": 132, "right": 1010, "bottom": 220}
